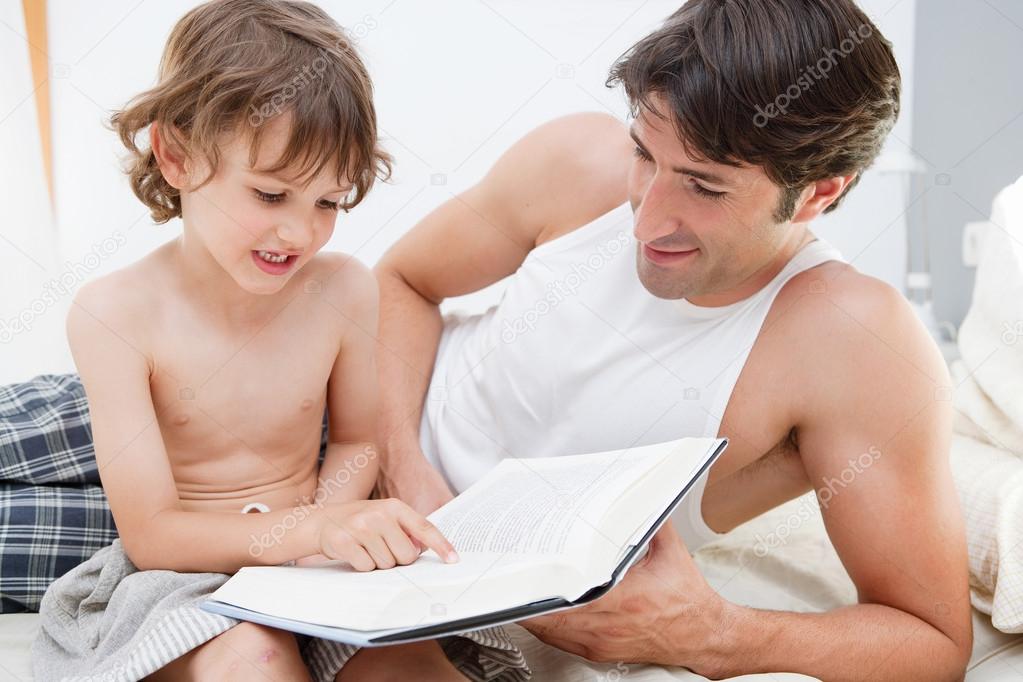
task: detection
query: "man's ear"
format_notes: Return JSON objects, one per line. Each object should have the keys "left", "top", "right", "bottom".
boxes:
{"left": 789, "top": 174, "right": 858, "bottom": 223}
{"left": 150, "top": 121, "right": 190, "bottom": 190}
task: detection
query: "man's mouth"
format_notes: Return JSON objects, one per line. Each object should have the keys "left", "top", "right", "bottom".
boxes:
{"left": 642, "top": 244, "right": 699, "bottom": 266}
{"left": 252, "top": 249, "right": 299, "bottom": 275}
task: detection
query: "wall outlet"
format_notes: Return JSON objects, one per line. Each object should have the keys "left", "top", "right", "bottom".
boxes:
{"left": 962, "top": 221, "right": 989, "bottom": 267}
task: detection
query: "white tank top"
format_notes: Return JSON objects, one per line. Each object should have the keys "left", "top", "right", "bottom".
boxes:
{"left": 419, "top": 202, "right": 844, "bottom": 550}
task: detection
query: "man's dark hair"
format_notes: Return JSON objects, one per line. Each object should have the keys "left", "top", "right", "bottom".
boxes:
{"left": 608, "top": 0, "right": 901, "bottom": 221}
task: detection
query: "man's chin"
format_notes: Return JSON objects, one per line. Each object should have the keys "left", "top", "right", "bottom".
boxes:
{"left": 636, "top": 255, "right": 697, "bottom": 300}
{"left": 636, "top": 271, "right": 695, "bottom": 299}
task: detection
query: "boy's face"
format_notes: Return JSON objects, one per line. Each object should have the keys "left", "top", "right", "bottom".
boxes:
{"left": 179, "top": 114, "right": 351, "bottom": 296}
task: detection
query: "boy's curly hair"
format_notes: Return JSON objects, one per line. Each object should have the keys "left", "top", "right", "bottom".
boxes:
{"left": 111, "top": 0, "right": 391, "bottom": 223}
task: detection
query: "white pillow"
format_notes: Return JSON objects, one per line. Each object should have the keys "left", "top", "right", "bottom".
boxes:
{"left": 954, "top": 175, "right": 1023, "bottom": 454}
{"left": 950, "top": 174, "right": 1023, "bottom": 633}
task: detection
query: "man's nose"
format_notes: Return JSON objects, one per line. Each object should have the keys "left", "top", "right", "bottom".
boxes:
{"left": 633, "top": 175, "right": 680, "bottom": 243}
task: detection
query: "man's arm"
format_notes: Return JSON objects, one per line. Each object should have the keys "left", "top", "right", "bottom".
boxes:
{"left": 374, "top": 112, "right": 631, "bottom": 512}
{"left": 726, "top": 272, "right": 972, "bottom": 680}
{"left": 526, "top": 273, "right": 972, "bottom": 681}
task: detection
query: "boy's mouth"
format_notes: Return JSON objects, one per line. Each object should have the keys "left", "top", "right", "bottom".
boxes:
{"left": 252, "top": 249, "right": 298, "bottom": 276}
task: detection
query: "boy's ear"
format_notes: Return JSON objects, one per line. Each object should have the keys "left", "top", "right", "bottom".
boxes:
{"left": 789, "top": 173, "right": 858, "bottom": 223}
{"left": 151, "top": 121, "right": 190, "bottom": 190}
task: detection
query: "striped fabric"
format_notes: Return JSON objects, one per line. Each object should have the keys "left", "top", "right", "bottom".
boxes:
{"left": 0, "top": 373, "right": 330, "bottom": 614}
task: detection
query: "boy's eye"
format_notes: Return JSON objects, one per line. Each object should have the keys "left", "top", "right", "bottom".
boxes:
{"left": 253, "top": 189, "right": 284, "bottom": 204}
{"left": 253, "top": 189, "right": 340, "bottom": 212}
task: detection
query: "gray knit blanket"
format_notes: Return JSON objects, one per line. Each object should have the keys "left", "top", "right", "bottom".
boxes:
{"left": 31, "top": 539, "right": 530, "bottom": 681}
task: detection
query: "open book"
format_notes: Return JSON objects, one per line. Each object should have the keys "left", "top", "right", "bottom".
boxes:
{"left": 201, "top": 437, "right": 727, "bottom": 646}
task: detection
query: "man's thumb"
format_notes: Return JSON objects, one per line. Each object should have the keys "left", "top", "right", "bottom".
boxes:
{"left": 644, "top": 522, "right": 685, "bottom": 563}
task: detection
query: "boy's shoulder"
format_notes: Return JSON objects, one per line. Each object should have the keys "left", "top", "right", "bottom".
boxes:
{"left": 73, "top": 248, "right": 168, "bottom": 317}
{"left": 68, "top": 246, "right": 176, "bottom": 352}
{"left": 302, "top": 252, "right": 378, "bottom": 319}
{"left": 308, "top": 250, "right": 378, "bottom": 294}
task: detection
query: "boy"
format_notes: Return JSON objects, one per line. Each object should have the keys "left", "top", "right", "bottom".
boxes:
{"left": 31, "top": 1, "right": 528, "bottom": 680}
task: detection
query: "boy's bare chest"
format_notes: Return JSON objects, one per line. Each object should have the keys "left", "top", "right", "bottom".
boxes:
{"left": 146, "top": 301, "right": 341, "bottom": 465}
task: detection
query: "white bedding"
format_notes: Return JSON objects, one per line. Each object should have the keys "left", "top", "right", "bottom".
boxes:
{"left": 949, "top": 174, "right": 1023, "bottom": 634}
{"left": 3, "top": 494, "right": 1021, "bottom": 681}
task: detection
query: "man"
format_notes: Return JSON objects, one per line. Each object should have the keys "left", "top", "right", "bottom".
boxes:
{"left": 374, "top": 0, "right": 972, "bottom": 679}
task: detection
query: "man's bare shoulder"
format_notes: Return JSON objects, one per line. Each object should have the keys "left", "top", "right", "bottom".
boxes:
{"left": 778, "top": 262, "right": 925, "bottom": 346}
{"left": 773, "top": 261, "right": 949, "bottom": 413}
{"left": 484, "top": 112, "right": 634, "bottom": 244}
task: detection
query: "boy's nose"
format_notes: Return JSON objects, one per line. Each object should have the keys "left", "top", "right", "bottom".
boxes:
{"left": 274, "top": 222, "right": 312, "bottom": 250}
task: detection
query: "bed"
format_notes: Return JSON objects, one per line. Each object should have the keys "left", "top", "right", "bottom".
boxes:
{"left": 3, "top": 493, "right": 1021, "bottom": 681}
{"left": 7, "top": 181, "right": 1023, "bottom": 681}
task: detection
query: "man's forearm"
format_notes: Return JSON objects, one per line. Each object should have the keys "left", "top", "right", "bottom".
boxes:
{"left": 374, "top": 265, "right": 444, "bottom": 475}
{"left": 700, "top": 601, "right": 969, "bottom": 681}
{"left": 315, "top": 441, "right": 379, "bottom": 504}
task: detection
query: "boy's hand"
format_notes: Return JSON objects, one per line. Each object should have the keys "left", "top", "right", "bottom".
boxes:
{"left": 294, "top": 553, "right": 333, "bottom": 567}
{"left": 317, "top": 499, "right": 458, "bottom": 571}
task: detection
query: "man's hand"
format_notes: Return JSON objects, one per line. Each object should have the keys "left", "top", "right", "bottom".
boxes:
{"left": 523, "top": 523, "right": 728, "bottom": 672}
{"left": 379, "top": 443, "right": 455, "bottom": 516}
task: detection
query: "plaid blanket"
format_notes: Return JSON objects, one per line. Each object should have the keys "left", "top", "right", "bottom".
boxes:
{"left": 0, "top": 373, "right": 329, "bottom": 613}
{"left": 0, "top": 374, "right": 115, "bottom": 613}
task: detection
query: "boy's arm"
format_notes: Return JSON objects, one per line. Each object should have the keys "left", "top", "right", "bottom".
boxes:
{"left": 69, "top": 276, "right": 451, "bottom": 574}
{"left": 310, "top": 258, "right": 382, "bottom": 506}
{"left": 295, "top": 259, "right": 381, "bottom": 568}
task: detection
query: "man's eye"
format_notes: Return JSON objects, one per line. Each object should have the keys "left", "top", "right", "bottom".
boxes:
{"left": 633, "top": 146, "right": 653, "bottom": 162}
{"left": 691, "top": 182, "right": 726, "bottom": 200}
{"left": 254, "top": 189, "right": 284, "bottom": 204}
{"left": 318, "top": 200, "right": 340, "bottom": 212}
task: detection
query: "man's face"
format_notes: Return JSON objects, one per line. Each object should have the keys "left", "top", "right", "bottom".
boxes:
{"left": 179, "top": 114, "right": 350, "bottom": 296}
{"left": 628, "top": 97, "right": 803, "bottom": 302}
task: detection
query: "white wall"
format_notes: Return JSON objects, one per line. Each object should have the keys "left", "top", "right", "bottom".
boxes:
{"left": 1, "top": 0, "right": 917, "bottom": 383}
{"left": 0, "top": 1, "right": 64, "bottom": 381}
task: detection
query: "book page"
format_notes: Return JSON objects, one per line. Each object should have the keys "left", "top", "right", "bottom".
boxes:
{"left": 429, "top": 447, "right": 666, "bottom": 558}
{"left": 208, "top": 439, "right": 723, "bottom": 633}
{"left": 210, "top": 551, "right": 586, "bottom": 631}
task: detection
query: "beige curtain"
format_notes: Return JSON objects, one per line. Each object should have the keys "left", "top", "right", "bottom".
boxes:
{"left": 0, "top": 0, "right": 65, "bottom": 383}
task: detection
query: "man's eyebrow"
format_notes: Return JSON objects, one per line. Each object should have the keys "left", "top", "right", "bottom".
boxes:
{"left": 628, "top": 127, "right": 729, "bottom": 186}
